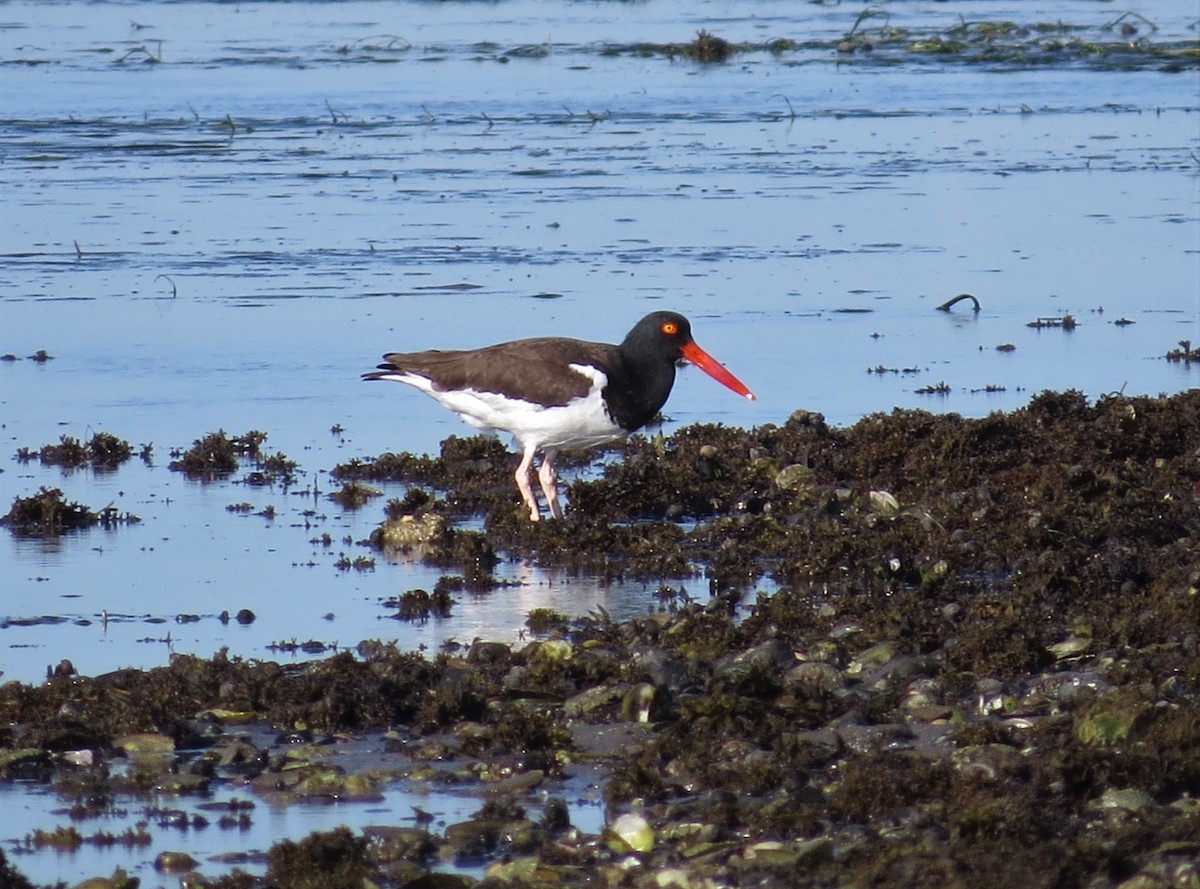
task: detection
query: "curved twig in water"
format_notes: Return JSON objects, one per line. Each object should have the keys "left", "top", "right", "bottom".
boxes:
{"left": 936, "top": 293, "right": 981, "bottom": 313}
{"left": 1100, "top": 12, "right": 1158, "bottom": 34}
{"left": 770, "top": 94, "right": 797, "bottom": 119}
{"left": 845, "top": 7, "right": 890, "bottom": 39}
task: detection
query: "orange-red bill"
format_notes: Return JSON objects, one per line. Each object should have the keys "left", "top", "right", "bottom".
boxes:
{"left": 681, "top": 342, "right": 757, "bottom": 401}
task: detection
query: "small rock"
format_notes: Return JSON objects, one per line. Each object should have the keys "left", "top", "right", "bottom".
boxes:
{"left": 846, "top": 641, "right": 899, "bottom": 676}
{"left": 72, "top": 872, "right": 136, "bottom": 889}
{"left": 485, "top": 856, "right": 545, "bottom": 884}
{"left": 485, "top": 770, "right": 545, "bottom": 795}
{"left": 654, "top": 868, "right": 694, "bottom": 889}
{"left": 443, "top": 818, "right": 504, "bottom": 863}
{"left": 564, "top": 684, "right": 622, "bottom": 718}
{"left": 775, "top": 463, "right": 814, "bottom": 491}
{"left": 529, "top": 638, "right": 573, "bottom": 664}
{"left": 1048, "top": 635, "right": 1091, "bottom": 659}
{"left": 376, "top": 512, "right": 445, "bottom": 547}
{"left": 714, "top": 639, "right": 795, "bottom": 682}
{"left": 1096, "top": 787, "right": 1154, "bottom": 812}
{"left": 61, "top": 749, "right": 95, "bottom": 768}
{"left": 605, "top": 812, "right": 654, "bottom": 853}
{"left": 620, "top": 682, "right": 671, "bottom": 723}
{"left": 116, "top": 732, "right": 175, "bottom": 770}
{"left": 869, "top": 489, "right": 901, "bottom": 516}
{"left": 733, "top": 839, "right": 803, "bottom": 869}
{"left": 154, "top": 851, "right": 198, "bottom": 872}
{"left": 785, "top": 662, "right": 845, "bottom": 695}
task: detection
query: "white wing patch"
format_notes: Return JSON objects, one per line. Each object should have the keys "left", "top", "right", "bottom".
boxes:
{"left": 378, "top": 364, "right": 624, "bottom": 451}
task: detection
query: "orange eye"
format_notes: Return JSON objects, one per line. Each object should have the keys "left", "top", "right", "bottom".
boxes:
{"left": 661, "top": 321, "right": 678, "bottom": 335}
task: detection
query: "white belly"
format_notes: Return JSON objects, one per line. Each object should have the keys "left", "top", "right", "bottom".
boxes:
{"left": 387, "top": 364, "right": 625, "bottom": 452}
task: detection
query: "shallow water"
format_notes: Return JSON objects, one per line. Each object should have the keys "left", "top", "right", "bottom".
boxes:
{"left": 0, "top": 737, "right": 609, "bottom": 885}
{"left": 1, "top": 0, "right": 1198, "bottom": 882}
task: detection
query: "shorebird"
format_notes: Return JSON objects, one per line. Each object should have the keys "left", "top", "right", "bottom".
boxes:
{"left": 364, "top": 311, "right": 755, "bottom": 520}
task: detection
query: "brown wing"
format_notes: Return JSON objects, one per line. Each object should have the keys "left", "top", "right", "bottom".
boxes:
{"left": 366, "top": 337, "right": 620, "bottom": 408}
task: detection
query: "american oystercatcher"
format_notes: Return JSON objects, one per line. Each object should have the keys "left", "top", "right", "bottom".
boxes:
{"left": 364, "top": 311, "right": 755, "bottom": 520}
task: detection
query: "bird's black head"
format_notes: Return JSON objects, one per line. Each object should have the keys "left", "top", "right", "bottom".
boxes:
{"left": 621, "top": 310, "right": 756, "bottom": 403}
{"left": 621, "top": 311, "right": 695, "bottom": 363}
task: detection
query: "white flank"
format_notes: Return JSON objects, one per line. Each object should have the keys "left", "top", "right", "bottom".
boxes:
{"left": 380, "top": 364, "right": 624, "bottom": 451}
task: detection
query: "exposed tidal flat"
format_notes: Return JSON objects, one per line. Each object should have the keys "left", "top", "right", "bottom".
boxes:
{"left": 3, "top": 389, "right": 1200, "bottom": 887}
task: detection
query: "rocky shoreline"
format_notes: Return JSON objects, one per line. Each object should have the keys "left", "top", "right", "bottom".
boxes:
{"left": 2, "top": 389, "right": 1198, "bottom": 888}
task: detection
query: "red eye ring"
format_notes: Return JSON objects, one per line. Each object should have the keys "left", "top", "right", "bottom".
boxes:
{"left": 662, "top": 322, "right": 678, "bottom": 335}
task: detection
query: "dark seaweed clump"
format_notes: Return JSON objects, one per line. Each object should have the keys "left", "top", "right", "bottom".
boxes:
{"left": 0, "top": 850, "right": 36, "bottom": 889}
{"left": 681, "top": 29, "right": 734, "bottom": 63}
{"left": 386, "top": 578, "right": 457, "bottom": 622}
{"left": 0, "top": 486, "right": 139, "bottom": 536}
{"left": 2, "top": 390, "right": 1199, "bottom": 888}
{"left": 1167, "top": 339, "right": 1200, "bottom": 363}
{"left": 168, "top": 429, "right": 272, "bottom": 478}
{"left": 17, "top": 432, "right": 134, "bottom": 470}
{"left": 160, "top": 428, "right": 296, "bottom": 486}
{"left": 328, "top": 480, "right": 382, "bottom": 509}
{"left": 333, "top": 434, "right": 516, "bottom": 514}
{"left": 596, "top": 15, "right": 1199, "bottom": 72}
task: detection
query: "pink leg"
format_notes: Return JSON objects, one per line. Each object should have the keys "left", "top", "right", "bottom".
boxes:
{"left": 514, "top": 444, "right": 542, "bottom": 521}
{"left": 537, "top": 448, "right": 563, "bottom": 519}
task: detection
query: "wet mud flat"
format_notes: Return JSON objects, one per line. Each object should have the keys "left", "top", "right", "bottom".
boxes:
{"left": 2, "top": 388, "right": 1199, "bottom": 888}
